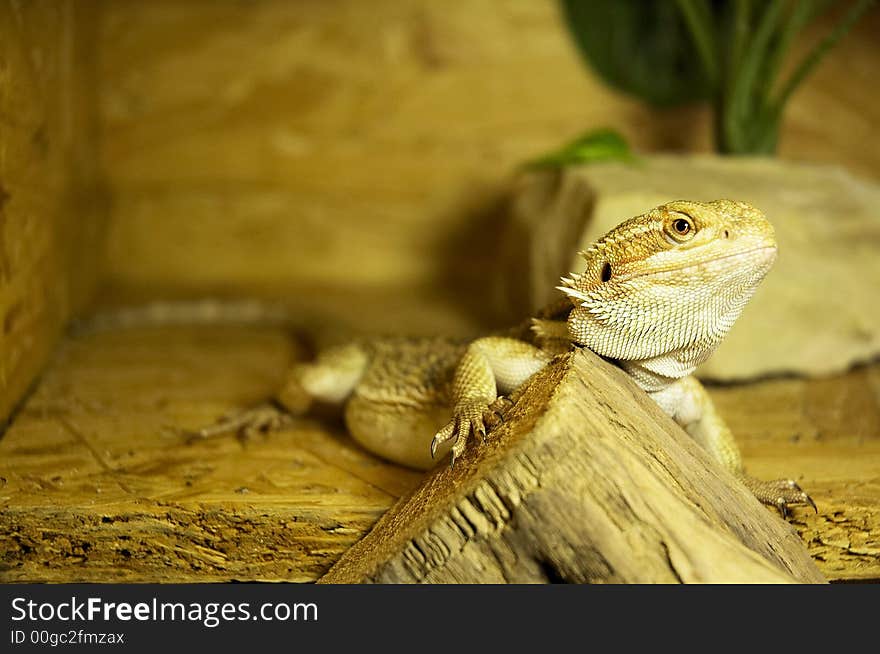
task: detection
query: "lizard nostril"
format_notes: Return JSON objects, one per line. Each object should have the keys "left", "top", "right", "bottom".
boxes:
{"left": 723, "top": 229, "right": 730, "bottom": 239}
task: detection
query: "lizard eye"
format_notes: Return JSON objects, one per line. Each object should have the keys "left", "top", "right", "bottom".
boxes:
{"left": 672, "top": 218, "right": 691, "bottom": 235}
{"left": 664, "top": 214, "right": 696, "bottom": 243}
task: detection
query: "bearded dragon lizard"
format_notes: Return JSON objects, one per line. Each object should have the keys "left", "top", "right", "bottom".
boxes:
{"left": 188, "top": 198, "right": 814, "bottom": 517}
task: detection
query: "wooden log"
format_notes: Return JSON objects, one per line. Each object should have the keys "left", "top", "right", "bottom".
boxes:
{"left": 321, "top": 348, "right": 825, "bottom": 583}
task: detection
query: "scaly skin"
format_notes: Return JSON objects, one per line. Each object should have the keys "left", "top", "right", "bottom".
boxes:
{"left": 201, "top": 199, "right": 815, "bottom": 517}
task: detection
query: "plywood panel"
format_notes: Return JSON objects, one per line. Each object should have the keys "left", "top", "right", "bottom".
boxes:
{"left": 709, "top": 365, "right": 880, "bottom": 582}
{"left": 0, "top": 325, "right": 423, "bottom": 582}
{"left": 95, "top": 1, "right": 880, "bottom": 301}
{"left": 95, "top": 0, "right": 709, "bottom": 297}
{"left": 0, "top": 1, "right": 105, "bottom": 424}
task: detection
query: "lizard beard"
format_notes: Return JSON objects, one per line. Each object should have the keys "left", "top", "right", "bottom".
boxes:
{"left": 566, "top": 245, "right": 776, "bottom": 387}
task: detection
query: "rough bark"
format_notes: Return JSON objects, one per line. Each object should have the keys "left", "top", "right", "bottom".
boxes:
{"left": 321, "top": 348, "right": 826, "bottom": 584}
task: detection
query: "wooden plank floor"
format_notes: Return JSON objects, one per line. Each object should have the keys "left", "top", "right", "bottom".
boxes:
{"left": 0, "top": 325, "right": 422, "bottom": 582}
{"left": 0, "top": 325, "right": 877, "bottom": 582}
{"left": 711, "top": 366, "right": 880, "bottom": 582}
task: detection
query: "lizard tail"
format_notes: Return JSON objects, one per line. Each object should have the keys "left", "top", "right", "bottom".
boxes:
{"left": 68, "top": 298, "right": 300, "bottom": 336}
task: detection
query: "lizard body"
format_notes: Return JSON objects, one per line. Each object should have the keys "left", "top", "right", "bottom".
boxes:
{"left": 202, "top": 199, "right": 812, "bottom": 515}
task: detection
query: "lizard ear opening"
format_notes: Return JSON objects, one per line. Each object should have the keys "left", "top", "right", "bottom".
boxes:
{"left": 600, "top": 262, "right": 612, "bottom": 283}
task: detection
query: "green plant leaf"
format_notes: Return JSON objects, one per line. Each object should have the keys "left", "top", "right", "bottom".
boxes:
{"left": 560, "top": 0, "right": 714, "bottom": 107}
{"left": 523, "top": 128, "right": 635, "bottom": 170}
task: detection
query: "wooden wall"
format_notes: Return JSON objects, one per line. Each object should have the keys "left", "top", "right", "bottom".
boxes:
{"left": 0, "top": 1, "right": 105, "bottom": 423}
{"left": 97, "top": 0, "right": 698, "bottom": 299}
{"left": 2, "top": 0, "right": 878, "bottom": 411}
{"left": 94, "top": 0, "right": 880, "bottom": 309}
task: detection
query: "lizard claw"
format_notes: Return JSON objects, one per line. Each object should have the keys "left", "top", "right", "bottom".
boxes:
{"left": 431, "top": 399, "right": 494, "bottom": 466}
{"left": 475, "top": 425, "right": 486, "bottom": 442}
{"left": 186, "top": 403, "right": 293, "bottom": 444}
{"left": 741, "top": 475, "right": 817, "bottom": 518}
{"left": 431, "top": 420, "right": 455, "bottom": 459}
{"left": 483, "top": 396, "right": 514, "bottom": 431}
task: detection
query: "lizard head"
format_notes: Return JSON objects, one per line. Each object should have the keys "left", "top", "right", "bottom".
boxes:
{"left": 558, "top": 199, "right": 777, "bottom": 366}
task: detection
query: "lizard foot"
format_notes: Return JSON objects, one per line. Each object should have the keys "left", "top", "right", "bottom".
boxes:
{"left": 430, "top": 397, "right": 514, "bottom": 467}
{"left": 430, "top": 400, "right": 494, "bottom": 467}
{"left": 482, "top": 396, "right": 514, "bottom": 431}
{"left": 740, "top": 474, "right": 817, "bottom": 519}
{"left": 185, "top": 403, "right": 294, "bottom": 444}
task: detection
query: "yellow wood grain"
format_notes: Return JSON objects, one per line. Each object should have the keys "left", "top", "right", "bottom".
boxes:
{"left": 0, "top": 0, "right": 876, "bottom": 583}
{"left": 0, "top": 323, "right": 876, "bottom": 582}
{"left": 0, "top": 325, "right": 422, "bottom": 582}
{"left": 710, "top": 365, "right": 880, "bottom": 582}
{"left": 94, "top": 0, "right": 707, "bottom": 298}
{"left": 94, "top": 1, "right": 880, "bottom": 302}
{"left": 0, "top": 1, "right": 104, "bottom": 425}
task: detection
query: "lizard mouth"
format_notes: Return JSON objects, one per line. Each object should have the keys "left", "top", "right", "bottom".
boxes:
{"left": 621, "top": 245, "right": 777, "bottom": 282}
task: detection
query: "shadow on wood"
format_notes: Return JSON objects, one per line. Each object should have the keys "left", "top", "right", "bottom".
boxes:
{"left": 321, "top": 348, "right": 825, "bottom": 584}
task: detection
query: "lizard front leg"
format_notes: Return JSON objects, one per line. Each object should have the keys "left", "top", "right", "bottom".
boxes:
{"left": 650, "top": 376, "right": 816, "bottom": 517}
{"left": 431, "top": 337, "right": 551, "bottom": 466}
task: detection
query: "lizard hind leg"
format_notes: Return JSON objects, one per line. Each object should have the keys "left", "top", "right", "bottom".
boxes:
{"left": 655, "top": 376, "right": 817, "bottom": 519}
{"left": 189, "top": 402, "right": 296, "bottom": 443}
{"left": 188, "top": 342, "right": 369, "bottom": 444}
{"left": 738, "top": 475, "right": 817, "bottom": 518}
